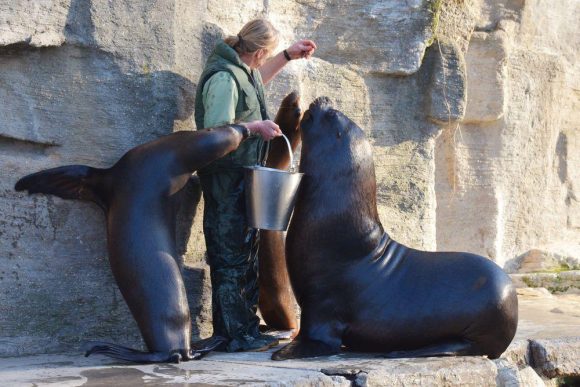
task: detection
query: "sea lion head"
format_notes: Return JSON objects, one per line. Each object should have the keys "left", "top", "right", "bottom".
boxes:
{"left": 276, "top": 91, "right": 302, "bottom": 136}
{"left": 291, "top": 97, "right": 382, "bottom": 262}
{"left": 300, "top": 97, "right": 369, "bottom": 168}
{"left": 267, "top": 91, "right": 303, "bottom": 169}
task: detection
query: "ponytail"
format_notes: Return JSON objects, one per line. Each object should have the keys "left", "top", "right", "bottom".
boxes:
{"left": 225, "top": 19, "right": 279, "bottom": 55}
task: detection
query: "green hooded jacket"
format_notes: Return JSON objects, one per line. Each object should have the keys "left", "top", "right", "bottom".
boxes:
{"left": 195, "top": 41, "right": 270, "bottom": 174}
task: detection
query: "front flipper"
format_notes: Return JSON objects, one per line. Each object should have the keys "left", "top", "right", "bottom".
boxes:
{"left": 383, "top": 340, "right": 477, "bottom": 359}
{"left": 15, "top": 165, "right": 109, "bottom": 210}
{"left": 271, "top": 338, "right": 340, "bottom": 361}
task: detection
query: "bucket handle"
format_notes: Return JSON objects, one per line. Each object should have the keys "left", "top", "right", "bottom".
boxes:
{"left": 280, "top": 134, "right": 296, "bottom": 172}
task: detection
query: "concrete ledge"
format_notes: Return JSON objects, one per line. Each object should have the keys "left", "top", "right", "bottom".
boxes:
{"left": 2, "top": 336, "right": 579, "bottom": 386}
{"left": 0, "top": 351, "right": 503, "bottom": 387}
{"left": 1, "top": 289, "right": 579, "bottom": 386}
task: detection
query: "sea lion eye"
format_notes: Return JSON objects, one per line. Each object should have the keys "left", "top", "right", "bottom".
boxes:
{"left": 326, "top": 110, "right": 338, "bottom": 122}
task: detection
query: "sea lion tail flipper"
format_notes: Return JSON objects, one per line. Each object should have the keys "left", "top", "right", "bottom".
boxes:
{"left": 271, "top": 337, "right": 339, "bottom": 361}
{"left": 15, "top": 165, "right": 109, "bottom": 209}
{"left": 84, "top": 341, "right": 184, "bottom": 364}
{"left": 382, "top": 339, "right": 477, "bottom": 359}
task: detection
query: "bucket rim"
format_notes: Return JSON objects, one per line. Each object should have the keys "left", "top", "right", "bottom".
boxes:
{"left": 244, "top": 165, "right": 304, "bottom": 176}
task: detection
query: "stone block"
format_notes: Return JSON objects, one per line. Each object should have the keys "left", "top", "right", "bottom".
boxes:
{"left": 501, "top": 339, "right": 532, "bottom": 368}
{"left": 298, "top": 59, "right": 370, "bottom": 129}
{"left": 212, "top": 351, "right": 500, "bottom": 387}
{"left": 361, "top": 357, "right": 498, "bottom": 386}
{"left": 0, "top": 0, "right": 68, "bottom": 47}
{"left": 495, "top": 359, "right": 546, "bottom": 387}
{"left": 89, "top": 1, "right": 175, "bottom": 70}
{"left": 510, "top": 249, "right": 580, "bottom": 274}
{"left": 0, "top": 185, "right": 143, "bottom": 357}
{"left": 511, "top": 271, "right": 580, "bottom": 294}
{"left": 463, "top": 31, "right": 508, "bottom": 123}
{"left": 434, "top": 121, "right": 504, "bottom": 263}
{"left": 425, "top": 39, "right": 467, "bottom": 125}
{"left": 0, "top": 44, "right": 184, "bottom": 154}
{"left": 530, "top": 338, "right": 580, "bottom": 379}
{"left": 294, "top": 0, "right": 438, "bottom": 75}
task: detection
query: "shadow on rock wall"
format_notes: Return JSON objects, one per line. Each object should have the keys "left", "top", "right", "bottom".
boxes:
{"left": 0, "top": 45, "right": 196, "bottom": 162}
{"left": 201, "top": 22, "right": 225, "bottom": 64}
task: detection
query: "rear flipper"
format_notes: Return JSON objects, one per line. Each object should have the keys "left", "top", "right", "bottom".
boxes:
{"left": 15, "top": 165, "right": 109, "bottom": 210}
{"left": 190, "top": 335, "right": 228, "bottom": 356}
{"left": 85, "top": 336, "right": 227, "bottom": 364}
{"left": 259, "top": 325, "right": 298, "bottom": 340}
{"left": 84, "top": 342, "right": 185, "bottom": 363}
{"left": 382, "top": 339, "right": 477, "bottom": 359}
{"left": 271, "top": 338, "right": 340, "bottom": 361}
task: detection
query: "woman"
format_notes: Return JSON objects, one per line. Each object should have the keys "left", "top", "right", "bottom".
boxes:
{"left": 194, "top": 19, "right": 316, "bottom": 352}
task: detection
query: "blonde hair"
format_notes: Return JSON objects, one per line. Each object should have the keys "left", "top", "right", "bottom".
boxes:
{"left": 225, "top": 19, "right": 279, "bottom": 55}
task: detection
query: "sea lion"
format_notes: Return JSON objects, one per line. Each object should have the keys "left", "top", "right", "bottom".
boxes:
{"left": 15, "top": 125, "right": 249, "bottom": 363}
{"left": 258, "top": 91, "right": 302, "bottom": 334}
{"left": 272, "top": 97, "right": 518, "bottom": 361}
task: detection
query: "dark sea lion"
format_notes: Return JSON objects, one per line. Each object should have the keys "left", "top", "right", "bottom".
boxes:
{"left": 272, "top": 97, "right": 518, "bottom": 361}
{"left": 15, "top": 125, "right": 249, "bottom": 363}
{"left": 259, "top": 91, "right": 302, "bottom": 334}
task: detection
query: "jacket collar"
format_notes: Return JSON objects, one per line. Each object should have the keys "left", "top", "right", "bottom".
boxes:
{"left": 213, "top": 41, "right": 252, "bottom": 74}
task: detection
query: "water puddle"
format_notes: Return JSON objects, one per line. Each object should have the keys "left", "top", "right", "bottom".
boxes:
{"left": 81, "top": 367, "right": 158, "bottom": 386}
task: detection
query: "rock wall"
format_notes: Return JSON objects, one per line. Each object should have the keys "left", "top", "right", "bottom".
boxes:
{"left": 434, "top": 0, "right": 580, "bottom": 269}
{"left": 0, "top": 0, "right": 578, "bottom": 356}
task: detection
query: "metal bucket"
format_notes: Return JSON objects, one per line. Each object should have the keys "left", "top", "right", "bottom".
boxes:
{"left": 244, "top": 134, "right": 304, "bottom": 231}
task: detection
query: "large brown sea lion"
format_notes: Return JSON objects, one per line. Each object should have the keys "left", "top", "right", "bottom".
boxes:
{"left": 15, "top": 125, "right": 250, "bottom": 363}
{"left": 272, "top": 97, "right": 518, "bottom": 361}
{"left": 258, "top": 91, "right": 302, "bottom": 334}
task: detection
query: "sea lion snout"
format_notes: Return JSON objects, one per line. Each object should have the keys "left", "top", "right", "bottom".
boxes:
{"left": 309, "top": 96, "right": 333, "bottom": 111}
{"left": 301, "top": 97, "right": 345, "bottom": 138}
{"left": 279, "top": 91, "right": 302, "bottom": 125}
{"left": 287, "top": 90, "right": 299, "bottom": 101}
{"left": 294, "top": 107, "right": 302, "bottom": 119}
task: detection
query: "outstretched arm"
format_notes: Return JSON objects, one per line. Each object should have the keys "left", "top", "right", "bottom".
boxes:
{"left": 259, "top": 39, "right": 317, "bottom": 84}
{"left": 244, "top": 120, "right": 282, "bottom": 141}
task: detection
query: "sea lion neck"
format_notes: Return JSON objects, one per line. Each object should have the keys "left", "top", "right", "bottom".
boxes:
{"left": 294, "top": 102, "right": 385, "bottom": 258}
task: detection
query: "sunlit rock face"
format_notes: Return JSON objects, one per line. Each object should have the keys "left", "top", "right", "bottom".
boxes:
{"left": 1, "top": 0, "right": 578, "bottom": 355}
{"left": 435, "top": 0, "right": 580, "bottom": 270}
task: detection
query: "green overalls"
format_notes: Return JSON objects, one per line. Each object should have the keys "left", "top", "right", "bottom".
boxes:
{"left": 194, "top": 41, "right": 273, "bottom": 352}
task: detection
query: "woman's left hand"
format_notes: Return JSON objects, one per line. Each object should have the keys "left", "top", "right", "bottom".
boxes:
{"left": 286, "top": 39, "right": 317, "bottom": 60}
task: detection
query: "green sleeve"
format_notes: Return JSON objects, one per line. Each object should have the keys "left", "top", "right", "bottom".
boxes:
{"left": 202, "top": 71, "right": 238, "bottom": 128}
